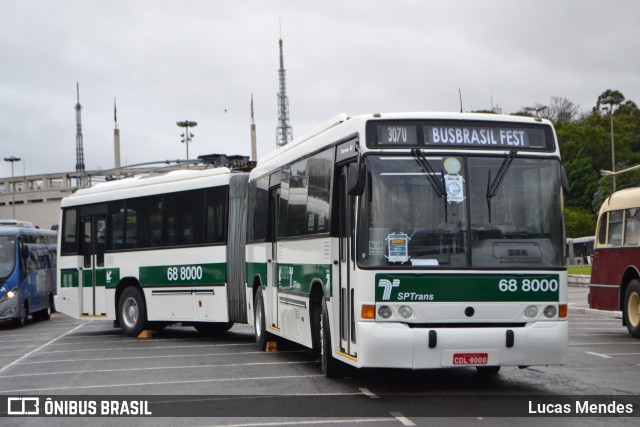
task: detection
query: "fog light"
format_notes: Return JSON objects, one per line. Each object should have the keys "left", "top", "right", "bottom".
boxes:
{"left": 524, "top": 305, "right": 538, "bottom": 318}
{"left": 378, "top": 305, "right": 392, "bottom": 319}
{"left": 544, "top": 305, "right": 557, "bottom": 318}
{"left": 398, "top": 306, "right": 412, "bottom": 319}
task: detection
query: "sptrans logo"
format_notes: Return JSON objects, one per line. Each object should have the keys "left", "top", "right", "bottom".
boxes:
{"left": 378, "top": 279, "right": 400, "bottom": 300}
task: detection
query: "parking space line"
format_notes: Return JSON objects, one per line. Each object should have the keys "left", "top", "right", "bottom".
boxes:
{"left": 16, "top": 349, "right": 307, "bottom": 365}
{"left": 2, "top": 374, "right": 326, "bottom": 394}
{"left": 0, "top": 321, "right": 90, "bottom": 375}
{"left": 390, "top": 412, "right": 416, "bottom": 426}
{"left": 0, "top": 360, "right": 316, "bottom": 379}
{"left": 586, "top": 351, "right": 612, "bottom": 358}
{"left": 359, "top": 387, "right": 380, "bottom": 399}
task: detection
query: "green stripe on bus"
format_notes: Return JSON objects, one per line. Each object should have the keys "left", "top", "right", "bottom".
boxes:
{"left": 246, "top": 262, "right": 268, "bottom": 286}
{"left": 84, "top": 268, "right": 121, "bottom": 288}
{"left": 60, "top": 268, "right": 120, "bottom": 288}
{"left": 139, "top": 263, "right": 227, "bottom": 286}
{"left": 375, "top": 273, "right": 560, "bottom": 303}
{"left": 60, "top": 269, "right": 79, "bottom": 288}
{"left": 276, "top": 263, "right": 332, "bottom": 295}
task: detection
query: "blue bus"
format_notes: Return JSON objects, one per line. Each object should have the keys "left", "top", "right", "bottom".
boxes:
{"left": 0, "top": 225, "right": 57, "bottom": 326}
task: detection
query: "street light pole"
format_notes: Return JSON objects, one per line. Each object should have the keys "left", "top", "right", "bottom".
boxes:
{"left": 4, "top": 156, "right": 21, "bottom": 219}
{"left": 600, "top": 97, "right": 619, "bottom": 191}
{"left": 176, "top": 120, "right": 197, "bottom": 160}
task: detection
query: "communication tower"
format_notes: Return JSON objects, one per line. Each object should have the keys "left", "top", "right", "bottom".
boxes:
{"left": 75, "top": 82, "right": 85, "bottom": 173}
{"left": 276, "top": 27, "right": 293, "bottom": 147}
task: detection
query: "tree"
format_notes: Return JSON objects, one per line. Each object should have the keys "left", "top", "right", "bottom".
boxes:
{"left": 563, "top": 157, "right": 599, "bottom": 209}
{"left": 594, "top": 89, "right": 625, "bottom": 113}
{"left": 565, "top": 207, "right": 596, "bottom": 238}
{"left": 546, "top": 96, "right": 579, "bottom": 123}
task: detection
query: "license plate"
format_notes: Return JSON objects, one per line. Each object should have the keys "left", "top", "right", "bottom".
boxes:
{"left": 453, "top": 353, "right": 488, "bottom": 365}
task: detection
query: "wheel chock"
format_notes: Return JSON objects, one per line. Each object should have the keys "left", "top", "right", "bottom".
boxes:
{"left": 138, "top": 330, "right": 154, "bottom": 339}
{"left": 266, "top": 341, "right": 278, "bottom": 352}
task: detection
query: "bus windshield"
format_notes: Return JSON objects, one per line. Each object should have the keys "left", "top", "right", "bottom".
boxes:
{"left": 0, "top": 236, "right": 16, "bottom": 282}
{"left": 357, "top": 154, "right": 564, "bottom": 269}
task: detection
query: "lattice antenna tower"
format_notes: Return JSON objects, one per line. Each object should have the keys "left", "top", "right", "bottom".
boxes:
{"left": 75, "top": 82, "right": 86, "bottom": 173}
{"left": 276, "top": 22, "right": 293, "bottom": 147}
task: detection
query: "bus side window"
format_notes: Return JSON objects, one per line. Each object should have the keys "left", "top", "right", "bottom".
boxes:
{"left": 625, "top": 208, "right": 640, "bottom": 246}
{"left": 61, "top": 208, "right": 78, "bottom": 254}
{"left": 597, "top": 212, "right": 608, "bottom": 246}
{"left": 607, "top": 210, "right": 623, "bottom": 247}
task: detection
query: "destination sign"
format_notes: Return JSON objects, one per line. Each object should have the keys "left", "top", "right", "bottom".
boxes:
{"left": 423, "top": 125, "right": 546, "bottom": 148}
{"left": 367, "top": 121, "right": 551, "bottom": 150}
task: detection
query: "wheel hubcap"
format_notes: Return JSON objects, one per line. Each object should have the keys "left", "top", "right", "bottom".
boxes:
{"left": 123, "top": 298, "right": 138, "bottom": 328}
{"left": 255, "top": 302, "right": 263, "bottom": 339}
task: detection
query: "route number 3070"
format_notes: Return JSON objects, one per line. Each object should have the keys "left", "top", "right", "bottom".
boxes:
{"left": 498, "top": 278, "right": 559, "bottom": 292}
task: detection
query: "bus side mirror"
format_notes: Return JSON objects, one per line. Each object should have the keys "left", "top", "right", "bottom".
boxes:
{"left": 347, "top": 162, "right": 365, "bottom": 196}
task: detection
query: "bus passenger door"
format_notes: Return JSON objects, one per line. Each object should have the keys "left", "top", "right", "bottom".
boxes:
{"left": 81, "top": 215, "right": 107, "bottom": 316}
{"left": 338, "top": 164, "right": 356, "bottom": 356}
{"left": 266, "top": 186, "right": 280, "bottom": 331}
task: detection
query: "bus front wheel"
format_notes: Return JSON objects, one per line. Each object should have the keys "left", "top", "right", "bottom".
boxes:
{"left": 321, "top": 298, "right": 346, "bottom": 378}
{"left": 624, "top": 280, "right": 640, "bottom": 338}
{"left": 118, "top": 287, "right": 147, "bottom": 337}
{"left": 13, "top": 300, "right": 28, "bottom": 328}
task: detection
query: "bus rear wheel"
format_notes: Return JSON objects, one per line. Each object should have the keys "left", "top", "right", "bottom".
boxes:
{"left": 36, "top": 295, "right": 53, "bottom": 321}
{"left": 254, "top": 287, "right": 270, "bottom": 350}
{"left": 118, "top": 287, "right": 147, "bottom": 337}
{"left": 624, "top": 280, "right": 640, "bottom": 338}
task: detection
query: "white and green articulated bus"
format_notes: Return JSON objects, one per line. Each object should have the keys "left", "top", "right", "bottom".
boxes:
{"left": 57, "top": 168, "right": 248, "bottom": 336}
{"left": 246, "top": 112, "right": 569, "bottom": 377}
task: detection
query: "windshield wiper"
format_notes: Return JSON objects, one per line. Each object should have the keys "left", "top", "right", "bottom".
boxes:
{"left": 412, "top": 149, "right": 445, "bottom": 198}
{"left": 413, "top": 149, "right": 448, "bottom": 221}
{"left": 486, "top": 150, "right": 517, "bottom": 223}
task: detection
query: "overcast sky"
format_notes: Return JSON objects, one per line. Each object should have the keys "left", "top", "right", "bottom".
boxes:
{"left": 1, "top": 0, "right": 639, "bottom": 178}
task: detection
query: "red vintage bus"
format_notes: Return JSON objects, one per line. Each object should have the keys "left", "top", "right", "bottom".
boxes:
{"left": 590, "top": 187, "right": 640, "bottom": 338}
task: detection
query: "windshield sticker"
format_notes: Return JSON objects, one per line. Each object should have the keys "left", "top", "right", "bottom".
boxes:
{"left": 443, "top": 157, "right": 461, "bottom": 174}
{"left": 445, "top": 174, "right": 465, "bottom": 203}
{"left": 386, "top": 232, "right": 410, "bottom": 263}
{"left": 369, "top": 241, "right": 383, "bottom": 256}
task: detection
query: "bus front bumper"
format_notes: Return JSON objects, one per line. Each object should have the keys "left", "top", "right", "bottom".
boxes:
{"left": 0, "top": 297, "right": 19, "bottom": 321}
{"left": 352, "top": 320, "right": 568, "bottom": 369}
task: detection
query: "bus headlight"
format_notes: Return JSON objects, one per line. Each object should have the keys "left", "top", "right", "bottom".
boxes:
{"left": 378, "top": 305, "right": 392, "bottom": 319}
{"left": 543, "top": 305, "right": 557, "bottom": 318}
{"left": 398, "top": 306, "right": 412, "bottom": 319}
{"left": 524, "top": 305, "right": 538, "bottom": 318}
{"left": 7, "top": 291, "right": 15, "bottom": 299}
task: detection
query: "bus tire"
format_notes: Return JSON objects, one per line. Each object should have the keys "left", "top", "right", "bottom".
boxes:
{"left": 624, "top": 280, "right": 640, "bottom": 338}
{"left": 40, "top": 296, "right": 53, "bottom": 321}
{"left": 194, "top": 322, "right": 234, "bottom": 335}
{"left": 13, "top": 300, "right": 29, "bottom": 328}
{"left": 118, "top": 286, "right": 147, "bottom": 337}
{"left": 254, "top": 287, "right": 269, "bottom": 350}
{"left": 321, "top": 298, "right": 345, "bottom": 378}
